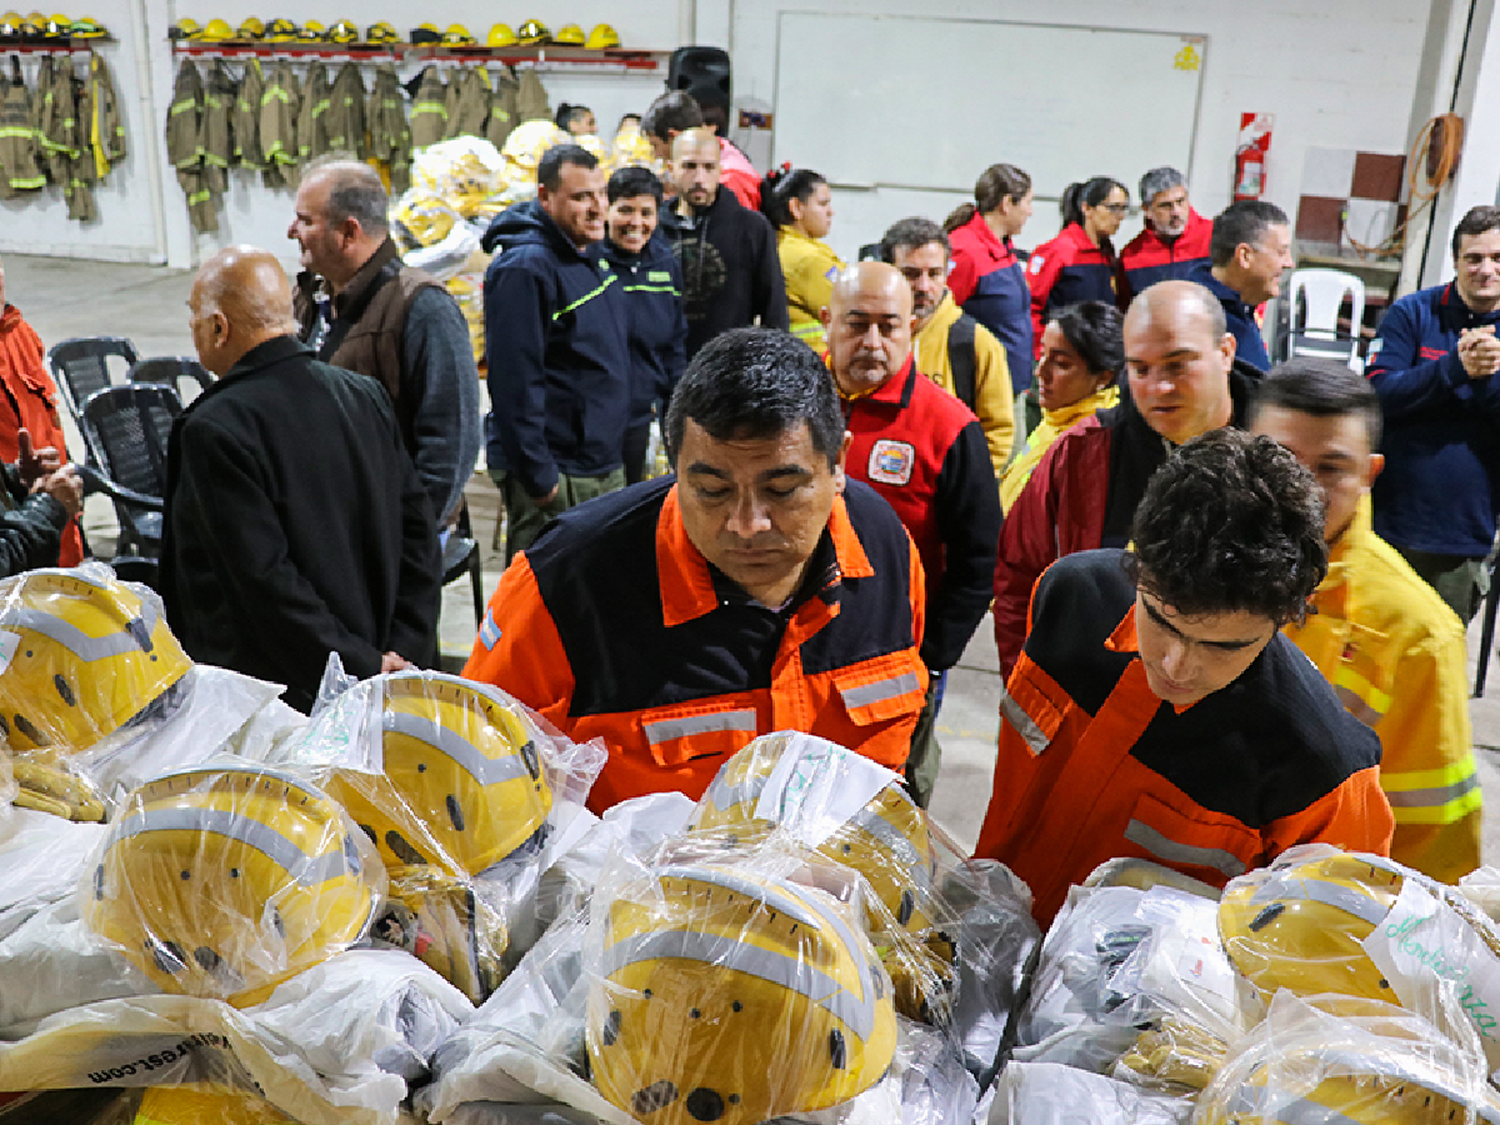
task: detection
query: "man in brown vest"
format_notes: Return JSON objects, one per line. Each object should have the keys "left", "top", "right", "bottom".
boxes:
{"left": 290, "top": 156, "right": 480, "bottom": 525}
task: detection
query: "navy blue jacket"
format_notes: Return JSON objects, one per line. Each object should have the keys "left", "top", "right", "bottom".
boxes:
{"left": 1189, "top": 262, "right": 1270, "bottom": 371}
{"left": 602, "top": 231, "right": 688, "bottom": 428}
{"left": 1367, "top": 282, "right": 1500, "bottom": 556}
{"left": 482, "top": 200, "right": 630, "bottom": 496}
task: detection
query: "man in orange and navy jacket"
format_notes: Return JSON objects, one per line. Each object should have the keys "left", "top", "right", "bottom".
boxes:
{"left": 823, "top": 262, "right": 999, "bottom": 806}
{"left": 975, "top": 429, "right": 1393, "bottom": 927}
{"left": 463, "top": 326, "right": 928, "bottom": 813}
{"left": 1120, "top": 166, "right": 1212, "bottom": 300}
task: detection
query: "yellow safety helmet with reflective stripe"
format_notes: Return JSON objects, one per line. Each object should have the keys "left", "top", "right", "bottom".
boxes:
{"left": 516, "top": 17, "right": 549, "bottom": 45}
{"left": 84, "top": 765, "right": 376, "bottom": 1007}
{"left": 20, "top": 9, "right": 47, "bottom": 36}
{"left": 234, "top": 15, "right": 263, "bottom": 39}
{"left": 440, "top": 22, "right": 474, "bottom": 46}
{"left": 553, "top": 22, "right": 584, "bottom": 45}
{"left": 42, "top": 10, "right": 67, "bottom": 37}
{"left": 0, "top": 10, "right": 23, "bottom": 36}
{"left": 0, "top": 568, "right": 191, "bottom": 755}
{"left": 363, "top": 20, "right": 398, "bottom": 44}
{"left": 293, "top": 18, "right": 323, "bottom": 41}
{"left": 326, "top": 18, "right": 357, "bottom": 43}
{"left": 263, "top": 17, "right": 297, "bottom": 41}
{"left": 588, "top": 865, "right": 898, "bottom": 1125}
{"left": 322, "top": 673, "right": 554, "bottom": 877}
{"left": 485, "top": 21, "right": 516, "bottom": 47}
{"left": 585, "top": 22, "right": 619, "bottom": 50}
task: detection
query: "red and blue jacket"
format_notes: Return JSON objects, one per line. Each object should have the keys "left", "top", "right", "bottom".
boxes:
{"left": 1188, "top": 262, "right": 1271, "bottom": 372}
{"left": 841, "top": 355, "right": 1000, "bottom": 671}
{"left": 1026, "top": 222, "right": 1123, "bottom": 359}
{"left": 948, "top": 212, "right": 1032, "bottom": 392}
{"left": 1367, "top": 282, "right": 1500, "bottom": 557}
{"left": 1120, "top": 208, "right": 1212, "bottom": 300}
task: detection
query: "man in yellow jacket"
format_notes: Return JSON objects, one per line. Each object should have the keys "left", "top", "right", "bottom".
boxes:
{"left": 1252, "top": 358, "right": 1480, "bottom": 882}
{"left": 881, "top": 217, "right": 1014, "bottom": 479}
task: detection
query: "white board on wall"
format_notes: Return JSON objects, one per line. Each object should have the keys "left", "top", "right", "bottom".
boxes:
{"left": 771, "top": 13, "right": 1208, "bottom": 200}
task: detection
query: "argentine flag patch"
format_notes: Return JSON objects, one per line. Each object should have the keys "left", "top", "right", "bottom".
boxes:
{"left": 479, "top": 607, "right": 502, "bottom": 650}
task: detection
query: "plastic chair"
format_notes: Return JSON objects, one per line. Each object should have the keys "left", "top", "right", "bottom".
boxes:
{"left": 1285, "top": 269, "right": 1366, "bottom": 372}
{"left": 78, "top": 383, "right": 181, "bottom": 558}
{"left": 442, "top": 500, "right": 485, "bottom": 627}
{"left": 76, "top": 463, "right": 164, "bottom": 588}
{"left": 45, "top": 336, "right": 139, "bottom": 433}
{"left": 129, "top": 356, "right": 215, "bottom": 402}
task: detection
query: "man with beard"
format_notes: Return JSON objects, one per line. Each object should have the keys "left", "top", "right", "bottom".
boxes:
{"left": 1120, "top": 166, "right": 1213, "bottom": 299}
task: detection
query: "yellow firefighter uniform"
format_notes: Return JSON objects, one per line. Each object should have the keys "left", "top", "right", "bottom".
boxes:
{"left": 777, "top": 225, "right": 843, "bottom": 353}
{"left": 912, "top": 290, "right": 1016, "bottom": 480}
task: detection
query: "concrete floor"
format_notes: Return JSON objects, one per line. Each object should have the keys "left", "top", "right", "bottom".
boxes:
{"left": 9, "top": 251, "right": 1500, "bottom": 867}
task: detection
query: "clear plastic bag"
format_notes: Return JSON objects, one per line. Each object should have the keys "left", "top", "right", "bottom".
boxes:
{"left": 989, "top": 1060, "right": 1192, "bottom": 1125}
{"left": 79, "top": 762, "right": 384, "bottom": 1007}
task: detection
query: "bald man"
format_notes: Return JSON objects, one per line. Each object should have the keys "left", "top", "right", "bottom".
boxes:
{"left": 994, "top": 279, "right": 1255, "bottom": 676}
{"left": 660, "top": 126, "right": 787, "bottom": 358}
{"left": 161, "top": 245, "right": 441, "bottom": 711}
{"left": 289, "top": 156, "right": 480, "bottom": 526}
{"left": 826, "top": 262, "right": 1000, "bottom": 806}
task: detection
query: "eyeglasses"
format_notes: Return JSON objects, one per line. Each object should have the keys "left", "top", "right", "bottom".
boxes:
{"left": 1098, "top": 203, "right": 1130, "bottom": 214}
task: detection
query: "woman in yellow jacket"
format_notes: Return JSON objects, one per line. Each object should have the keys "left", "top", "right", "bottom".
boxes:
{"left": 1000, "top": 300, "right": 1122, "bottom": 512}
{"left": 765, "top": 167, "right": 843, "bottom": 351}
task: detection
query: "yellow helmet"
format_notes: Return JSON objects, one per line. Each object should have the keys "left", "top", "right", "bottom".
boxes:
{"left": 585, "top": 22, "right": 619, "bottom": 50}
{"left": 67, "top": 12, "right": 100, "bottom": 36}
{"left": 517, "top": 18, "right": 549, "bottom": 45}
{"left": 485, "top": 21, "right": 516, "bottom": 47}
{"left": 42, "top": 10, "right": 67, "bottom": 36}
{"left": 440, "top": 22, "right": 474, "bottom": 46}
{"left": 196, "top": 17, "right": 233, "bottom": 41}
{"left": 364, "top": 19, "right": 399, "bottom": 44}
{"left": 263, "top": 17, "right": 297, "bottom": 41}
{"left": 588, "top": 864, "right": 898, "bottom": 1125}
{"left": 553, "top": 22, "right": 584, "bottom": 46}
{"left": 321, "top": 673, "right": 554, "bottom": 877}
{"left": 294, "top": 18, "right": 323, "bottom": 41}
{"left": 20, "top": 9, "right": 47, "bottom": 36}
{"left": 234, "top": 14, "right": 263, "bottom": 38}
{"left": 326, "top": 18, "right": 357, "bottom": 42}
{"left": 84, "top": 765, "right": 377, "bottom": 1006}
{"left": 500, "top": 119, "right": 569, "bottom": 174}
{"left": 392, "top": 195, "right": 460, "bottom": 250}
{"left": 0, "top": 11, "right": 23, "bottom": 36}
{"left": 409, "top": 21, "right": 440, "bottom": 44}
{"left": 0, "top": 568, "right": 191, "bottom": 755}
{"left": 167, "top": 14, "right": 197, "bottom": 38}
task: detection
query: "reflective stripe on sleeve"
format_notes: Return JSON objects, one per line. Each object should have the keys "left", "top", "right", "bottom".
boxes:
{"left": 839, "top": 671, "right": 920, "bottom": 712}
{"left": 1123, "top": 819, "right": 1247, "bottom": 879}
{"left": 1383, "top": 758, "right": 1483, "bottom": 825}
{"left": 999, "top": 687, "right": 1050, "bottom": 755}
{"left": 644, "top": 708, "right": 757, "bottom": 747}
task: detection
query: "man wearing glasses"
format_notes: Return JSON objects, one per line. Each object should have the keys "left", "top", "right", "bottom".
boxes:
{"left": 1188, "top": 200, "right": 1294, "bottom": 372}
{"left": 1120, "top": 166, "right": 1213, "bottom": 299}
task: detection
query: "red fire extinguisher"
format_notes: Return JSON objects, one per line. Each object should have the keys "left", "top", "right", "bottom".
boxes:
{"left": 1234, "top": 113, "right": 1274, "bottom": 201}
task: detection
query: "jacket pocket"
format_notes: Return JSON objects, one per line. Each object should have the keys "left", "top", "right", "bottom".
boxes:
{"left": 832, "top": 655, "right": 926, "bottom": 726}
{"left": 639, "top": 699, "right": 759, "bottom": 768}
{"left": 1123, "top": 792, "right": 1262, "bottom": 882}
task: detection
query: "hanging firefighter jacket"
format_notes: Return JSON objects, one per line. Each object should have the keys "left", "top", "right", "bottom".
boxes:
{"left": 166, "top": 57, "right": 215, "bottom": 233}
{"left": 324, "top": 60, "right": 365, "bottom": 156}
{"left": 296, "top": 60, "right": 329, "bottom": 163}
{"left": 445, "top": 65, "right": 489, "bottom": 140}
{"left": 64, "top": 66, "right": 94, "bottom": 221}
{"left": 259, "top": 57, "right": 298, "bottom": 188}
{"left": 368, "top": 63, "right": 411, "bottom": 194}
{"left": 201, "top": 60, "right": 235, "bottom": 194}
{"left": 0, "top": 56, "right": 44, "bottom": 196}
{"left": 515, "top": 67, "right": 549, "bottom": 123}
{"left": 233, "top": 55, "right": 264, "bottom": 170}
{"left": 408, "top": 65, "right": 447, "bottom": 148}
{"left": 486, "top": 65, "right": 518, "bottom": 149}
{"left": 84, "top": 52, "right": 125, "bottom": 179}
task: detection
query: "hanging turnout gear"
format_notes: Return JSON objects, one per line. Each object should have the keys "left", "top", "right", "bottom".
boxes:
{"left": 323, "top": 60, "right": 364, "bottom": 156}
{"left": 258, "top": 57, "right": 299, "bottom": 188}
{"left": 0, "top": 56, "right": 46, "bottom": 196}
{"left": 166, "top": 57, "right": 215, "bottom": 231}
{"left": 367, "top": 62, "right": 411, "bottom": 193}
{"left": 408, "top": 65, "right": 447, "bottom": 149}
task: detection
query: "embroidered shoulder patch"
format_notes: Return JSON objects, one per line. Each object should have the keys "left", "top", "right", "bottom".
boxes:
{"left": 868, "top": 439, "right": 915, "bottom": 486}
{"left": 1027, "top": 254, "right": 1045, "bottom": 275}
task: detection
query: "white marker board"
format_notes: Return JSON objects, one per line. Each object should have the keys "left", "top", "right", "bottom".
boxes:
{"left": 771, "top": 13, "right": 1208, "bottom": 200}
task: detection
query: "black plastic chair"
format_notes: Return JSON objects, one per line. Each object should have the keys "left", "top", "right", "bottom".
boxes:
{"left": 76, "top": 463, "right": 164, "bottom": 588}
{"left": 129, "top": 355, "right": 215, "bottom": 402}
{"left": 78, "top": 384, "right": 181, "bottom": 559}
{"left": 442, "top": 500, "right": 485, "bottom": 627}
{"left": 45, "top": 336, "right": 139, "bottom": 435}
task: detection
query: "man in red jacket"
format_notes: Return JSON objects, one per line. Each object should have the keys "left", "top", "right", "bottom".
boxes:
{"left": 825, "top": 262, "right": 1000, "bottom": 806}
{"left": 1120, "top": 166, "right": 1212, "bottom": 299}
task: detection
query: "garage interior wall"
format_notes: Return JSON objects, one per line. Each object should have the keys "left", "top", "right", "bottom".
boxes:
{"left": 0, "top": 0, "right": 1457, "bottom": 273}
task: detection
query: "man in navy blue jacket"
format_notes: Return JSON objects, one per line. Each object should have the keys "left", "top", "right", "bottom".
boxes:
{"left": 601, "top": 165, "right": 688, "bottom": 484}
{"left": 482, "top": 144, "right": 631, "bottom": 561}
{"left": 1188, "top": 200, "right": 1293, "bottom": 372}
{"left": 1367, "top": 205, "right": 1500, "bottom": 622}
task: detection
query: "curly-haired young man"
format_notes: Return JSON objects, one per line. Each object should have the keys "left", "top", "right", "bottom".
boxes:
{"left": 974, "top": 428, "right": 1394, "bottom": 924}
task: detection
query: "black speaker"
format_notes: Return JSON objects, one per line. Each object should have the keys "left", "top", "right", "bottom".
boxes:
{"left": 669, "top": 46, "right": 731, "bottom": 116}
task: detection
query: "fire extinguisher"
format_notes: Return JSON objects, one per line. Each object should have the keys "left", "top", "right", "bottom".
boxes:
{"left": 1234, "top": 113, "right": 1274, "bottom": 201}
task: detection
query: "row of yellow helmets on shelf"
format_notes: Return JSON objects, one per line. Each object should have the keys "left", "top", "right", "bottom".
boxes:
{"left": 0, "top": 10, "right": 107, "bottom": 38}
{"left": 169, "top": 16, "right": 619, "bottom": 49}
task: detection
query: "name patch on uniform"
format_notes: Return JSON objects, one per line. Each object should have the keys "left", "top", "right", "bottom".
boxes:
{"left": 648, "top": 270, "right": 673, "bottom": 283}
{"left": 868, "top": 440, "right": 915, "bottom": 485}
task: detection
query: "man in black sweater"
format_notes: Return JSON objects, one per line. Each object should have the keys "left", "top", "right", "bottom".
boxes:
{"left": 660, "top": 126, "right": 788, "bottom": 358}
{"left": 161, "top": 245, "right": 440, "bottom": 711}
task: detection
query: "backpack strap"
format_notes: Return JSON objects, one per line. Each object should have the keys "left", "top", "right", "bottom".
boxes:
{"left": 947, "top": 313, "right": 978, "bottom": 410}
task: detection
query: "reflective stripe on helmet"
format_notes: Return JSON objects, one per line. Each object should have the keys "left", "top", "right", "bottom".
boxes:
{"left": 1123, "top": 819, "right": 1247, "bottom": 879}
{"left": 1246, "top": 871, "right": 1390, "bottom": 926}
{"left": 2, "top": 598, "right": 158, "bottom": 661}
{"left": 645, "top": 708, "right": 757, "bottom": 747}
{"left": 112, "top": 807, "right": 357, "bottom": 885}
{"left": 847, "top": 803, "right": 925, "bottom": 877}
{"left": 381, "top": 710, "right": 535, "bottom": 786}
{"left": 838, "top": 671, "right": 919, "bottom": 712}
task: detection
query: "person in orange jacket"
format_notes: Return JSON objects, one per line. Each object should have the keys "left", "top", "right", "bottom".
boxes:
{"left": 463, "top": 326, "right": 928, "bottom": 813}
{"left": 0, "top": 252, "right": 85, "bottom": 566}
{"left": 974, "top": 428, "right": 1394, "bottom": 926}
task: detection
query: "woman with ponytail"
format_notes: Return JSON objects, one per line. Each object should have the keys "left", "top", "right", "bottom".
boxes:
{"left": 1024, "top": 176, "right": 1129, "bottom": 360}
{"left": 763, "top": 166, "right": 843, "bottom": 351}
{"left": 945, "top": 163, "right": 1034, "bottom": 394}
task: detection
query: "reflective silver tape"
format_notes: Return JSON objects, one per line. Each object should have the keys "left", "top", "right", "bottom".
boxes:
{"left": 1123, "top": 819, "right": 1247, "bottom": 879}
{"left": 381, "top": 711, "right": 531, "bottom": 786}
{"left": 112, "top": 806, "right": 354, "bottom": 885}
{"left": 839, "top": 672, "right": 920, "bottom": 712}
{"left": 1334, "top": 684, "right": 1384, "bottom": 727}
{"left": 2, "top": 598, "right": 158, "bottom": 662}
{"left": 1385, "top": 774, "right": 1481, "bottom": 809}
{"left": 644, "top": 709, "right": 757, "bottom": 746}
{"left": 1247, "top": 871, "right": 1390, "bottom": 926}
{"left": 999, "top": 687, "right": 1050, "bottom": 754}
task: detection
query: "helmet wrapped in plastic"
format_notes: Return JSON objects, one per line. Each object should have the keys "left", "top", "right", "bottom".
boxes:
{"left": 83, "top": 765, "right": 378, "bottom": 1006}
{"left": 0, "top": 567, "right": 191, "bottom": 756}
{"left": 587, "top": 863, "right": 898, "bottom": 1125}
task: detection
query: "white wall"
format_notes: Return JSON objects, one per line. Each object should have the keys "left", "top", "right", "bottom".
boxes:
{"left": 0, "top": 0, "right": 1444, "bottom": 270}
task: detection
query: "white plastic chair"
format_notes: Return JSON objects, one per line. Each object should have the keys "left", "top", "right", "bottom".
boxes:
{"left": 1285, "top": 269, "right": 1366, "bottom": 373}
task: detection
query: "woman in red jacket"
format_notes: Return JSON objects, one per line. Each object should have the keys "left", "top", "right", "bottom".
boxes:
{"left": 1026, "top": 176, "right": 1129, "bottom": 358}
{"left": 945, "top": 163, "right": 1034, "bottom": 394}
